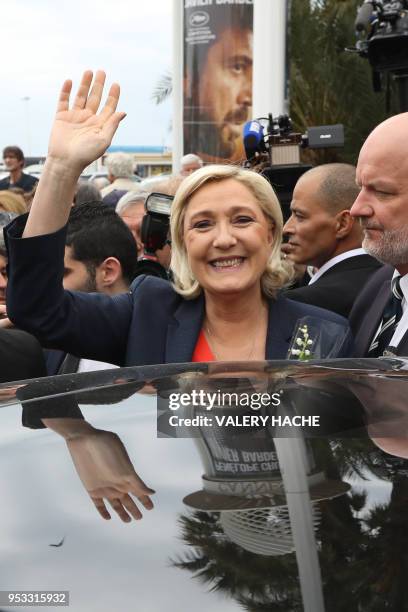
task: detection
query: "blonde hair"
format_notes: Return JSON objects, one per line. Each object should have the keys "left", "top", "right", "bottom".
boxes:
{"left": 170, "top": 165, "right": 293, "bottom": 299}
{"left": 0, "top": 190, "right": 27, "bottom": 214}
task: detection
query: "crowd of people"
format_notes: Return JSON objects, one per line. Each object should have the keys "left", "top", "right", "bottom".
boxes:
{"left": 1, "top": 70, "right": 408, "bottom": 379}
{"left": 2, "top": 69, "right": 408, "bottom": 520}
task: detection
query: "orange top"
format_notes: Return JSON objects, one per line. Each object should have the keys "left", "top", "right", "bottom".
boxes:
{"left": 192, "top": 329, "right": 215, "bottom": 362}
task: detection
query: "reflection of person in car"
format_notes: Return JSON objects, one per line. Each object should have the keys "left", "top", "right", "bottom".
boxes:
{"left": 42, "top": 416, "right": 154, "bottom": 523}
{"left": 184, "top": 7, "right": 253, "bottom": 162}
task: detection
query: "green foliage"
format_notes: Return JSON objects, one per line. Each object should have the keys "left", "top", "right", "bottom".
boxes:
{"left": 289, "top": 0, "right": 398, "bottom": 165}
{"left": 151, "top": 70, "right": 172, "bottom": 105}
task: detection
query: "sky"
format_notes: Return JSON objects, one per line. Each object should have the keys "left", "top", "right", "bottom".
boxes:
{"left": 1, "top": 0, "right": 173, "bottom": 156}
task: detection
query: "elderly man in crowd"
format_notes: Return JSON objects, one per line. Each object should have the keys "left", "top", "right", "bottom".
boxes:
{"left": 349, "top": 113, "right": 408, "bottom": 357}
{"left": 116, "top": 191, "right": 147, "bottom": 255}
{"left": 179, "top": 153, "right": 203, "bottom": 177}
{"left": 117, "top": 175, "right": 183, "bottom": 268}
{"left": 101, "top": 152, "right": 141, "bottom": 207}
{"left": 282, "top": 163, "right": 381, "bottom": 317}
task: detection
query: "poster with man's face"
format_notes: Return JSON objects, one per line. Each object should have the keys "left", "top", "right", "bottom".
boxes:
{"left": 183, "top": 0, "right": 253, "bottom": 163}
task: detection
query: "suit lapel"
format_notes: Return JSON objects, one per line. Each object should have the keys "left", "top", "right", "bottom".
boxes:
{"left": 265, "top": 298, "right": 294, "bottom": 359}
{"left": 165, "top": 294, "right": 205, "bottom": 363}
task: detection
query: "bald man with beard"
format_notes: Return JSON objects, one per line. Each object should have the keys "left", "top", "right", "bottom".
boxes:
{"left": 349, "top": 113, "right": 408, "bottom": 357}
{"left": 282, "top": 163, "right": 381, "bottom": 317}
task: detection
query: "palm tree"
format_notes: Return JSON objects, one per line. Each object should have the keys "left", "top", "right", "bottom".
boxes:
{"left": 289, "top": 0, "right": 398, "bottom": 165}
{"left": 151, "top": 70, "right": 172, "bottom": 105}
{"left": 354, "top": 472, "right": 408, "bottom": 610}
{"left": 172, "top": 511, "right": 303, "bottom": 611}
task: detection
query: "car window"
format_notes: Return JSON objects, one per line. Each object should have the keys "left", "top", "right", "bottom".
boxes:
{"left": 1, "top": 358, "right": 408, "bottom": 610}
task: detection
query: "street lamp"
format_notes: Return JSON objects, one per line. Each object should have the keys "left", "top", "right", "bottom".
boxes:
{"left": 21, "top": 96, "right": 31, "bottom": 156}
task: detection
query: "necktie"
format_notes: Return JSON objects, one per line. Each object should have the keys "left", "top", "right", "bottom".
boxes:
{"left": 368, "top": 276, "right": 403, "bottom": 357}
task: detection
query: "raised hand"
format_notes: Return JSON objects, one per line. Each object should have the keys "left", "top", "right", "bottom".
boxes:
{"left": 24, "top": 70, "right": 126, "bottom": 237}
{"left": 47, "top": 70, "right": 126, "bottom": 172}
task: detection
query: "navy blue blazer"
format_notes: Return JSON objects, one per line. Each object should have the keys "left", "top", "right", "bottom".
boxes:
{"left": 5, "top": 219, "right": 353, "bottom": 365}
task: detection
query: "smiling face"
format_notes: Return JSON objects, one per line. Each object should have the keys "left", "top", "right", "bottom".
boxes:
{"left": 351, "top": 117, "right": 408, "bottom": 274}
{"left": 183, "top": 179, "right": 274, "bottom": 299}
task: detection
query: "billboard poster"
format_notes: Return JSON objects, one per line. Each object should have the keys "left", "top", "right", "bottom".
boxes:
{"left": 183, "top": 0, "right": 254, "bottom": 163}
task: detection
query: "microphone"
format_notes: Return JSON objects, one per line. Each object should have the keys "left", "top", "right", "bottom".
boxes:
{"left": 243, "top": 120, "right": 265, "bottom": 159}
{"left": 355, "top": 1, "right": 374, "bottom": 32}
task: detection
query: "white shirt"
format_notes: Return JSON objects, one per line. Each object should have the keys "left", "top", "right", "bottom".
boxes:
{"left": 308, "top": 248, "right": 367, "bottom": 285}
{"left": 77, "top": 359, "right": 119, "bottom": 373}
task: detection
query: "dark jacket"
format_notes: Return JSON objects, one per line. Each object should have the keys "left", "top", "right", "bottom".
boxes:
{"left": 0, "top": 328, "right": 46, "bottom": 383}
{"left": 349, "top": 264, "right": 408, "bottom": 357}
{"left": 284, "top": 254, "right": 382, "bottom": 318}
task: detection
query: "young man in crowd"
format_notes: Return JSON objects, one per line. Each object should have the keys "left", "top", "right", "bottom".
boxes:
{"left": 48, "top": 202, "right": 138, "bottom": 374}
{"left": 0, "top": 146, "right": 38, "bottom": 193}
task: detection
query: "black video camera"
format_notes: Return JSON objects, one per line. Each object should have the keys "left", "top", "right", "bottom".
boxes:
{"left": 243, "top": 115, "right": 344, "bottom": 219}
{"left": 351, "top": 0, "right": 408, "bottom": 110}
{"left": 134, "top": 192, "right": 173, "bottom": 280}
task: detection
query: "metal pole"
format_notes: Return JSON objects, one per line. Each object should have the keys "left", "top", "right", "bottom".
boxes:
{"left": 274, "top": 435, "right": 325, "bottom": 612}
{"left": 172, "top": 0, "right": 184, "bottom": 173}
{"left": 253, "top": 0, "right": 288, "bottom": 119}
{"left": 21, "top": 96, "right": 31, "bottom": 156}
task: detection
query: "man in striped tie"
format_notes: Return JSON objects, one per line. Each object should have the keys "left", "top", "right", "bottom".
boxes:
{"left": 349, "top": 112, "right": 408, "bottom": 357}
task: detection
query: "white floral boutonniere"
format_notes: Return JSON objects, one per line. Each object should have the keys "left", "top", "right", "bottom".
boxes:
{"left": 288, "top": 316, "right": 353, "bottom": 360}
{"left": 290, "top": 324, "right": 314, "bottom": 361}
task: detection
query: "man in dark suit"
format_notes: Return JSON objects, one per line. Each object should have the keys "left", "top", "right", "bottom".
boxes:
{"left": 282, "top": 163, "right": 381, "bottom": 317}
{"left": 349, "top": 112, "right": 408, "bottom": 357}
